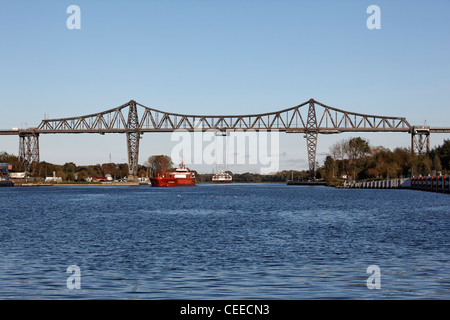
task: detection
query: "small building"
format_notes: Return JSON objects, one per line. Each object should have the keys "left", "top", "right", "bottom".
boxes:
{"left": 45, "top": 171, "right": 62, "bottom": 183}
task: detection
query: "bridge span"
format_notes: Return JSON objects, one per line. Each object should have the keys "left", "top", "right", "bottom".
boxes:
{"left": 1, "top": 99, "right": 449, "bottom": 178}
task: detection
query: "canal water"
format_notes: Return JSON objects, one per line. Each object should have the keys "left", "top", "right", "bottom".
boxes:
{"left": 0, "top": 184, "right": 448, "bottom": 299}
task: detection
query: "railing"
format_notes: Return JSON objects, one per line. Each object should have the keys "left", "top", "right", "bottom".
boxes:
{"left": 410, "top": 176, "right": 450, "bottom": 193}
{"left": 347, "top": 176, "right": 449, "bottom": 194}
{"left": 347, "top": 178, "right": 411, "bottom": 189}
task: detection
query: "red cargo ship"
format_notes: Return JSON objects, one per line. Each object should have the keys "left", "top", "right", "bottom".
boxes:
{"left": 150, "top": 163, "right": 196, "bottom": 187}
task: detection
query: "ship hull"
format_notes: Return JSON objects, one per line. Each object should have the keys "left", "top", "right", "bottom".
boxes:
{"left": 150, "top": 177, "right": 196, "bottom": 187}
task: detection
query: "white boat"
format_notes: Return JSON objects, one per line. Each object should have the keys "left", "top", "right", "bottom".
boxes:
{"left": 212, "top": 170, "right": 232, "bottom": 183}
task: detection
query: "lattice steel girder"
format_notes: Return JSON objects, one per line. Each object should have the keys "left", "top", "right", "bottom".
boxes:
{"left": 306, "top": 100, "right": 318, "bottom": 177}
{"left": 36, "top": 99, "right": 412, "bottom": 133}
{"left": 126, "top": 131, "right": 140, "bottom": 176}
{"left": 126, "top": 101, "right": 140, "bottom": 177}
{"left": 306, "top": 132, "right": 318, "bottom": 173}
{"left": 27, "top": 98, "right": 426, "bottom": 178}
{"left": 19, "top": 133, "right": 39, "bottom": 174}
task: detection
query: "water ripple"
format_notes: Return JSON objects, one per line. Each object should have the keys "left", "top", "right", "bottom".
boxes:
{"left": 0, "top": 185, "right": 448, "bottom": 299}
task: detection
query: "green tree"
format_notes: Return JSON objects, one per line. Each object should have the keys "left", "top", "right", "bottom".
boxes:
{"left": 63, "top": 162, "right": 77, "bottom": 181}
{"left": 345, "top": 137, "right": 370, "bottom": 179}
{"left": 432, "top": 153, "right": 442, "bottom": 173}
{"left": 137, "top": 166, "right": 148, "bottom": 178}
{"left": 392, "top": 147, "right": 414, "bottom": 177}
{"left": 435, "top": 139, "right": 450, "bottom": 172}
{"left": 345, "top": 137, "right": 371, "bottom": 162}
{"left": 75, "top": 168, "right": 89, "bottom": 180}
{"left": 323, "top": 156, "right": 338, "bottom": 179}
{"left": 0, "top": 151, "right": 22, "bottom": 171}
{"left": 414, "top": 156, "right": 432, "bottom": 176}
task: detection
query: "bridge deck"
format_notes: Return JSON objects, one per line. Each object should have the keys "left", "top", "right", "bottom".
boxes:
{"left": 2, "top": 128, "right": 449, "bottom": 135}
{"left": 0, "top": 130, "right": 20, "bottom": 135}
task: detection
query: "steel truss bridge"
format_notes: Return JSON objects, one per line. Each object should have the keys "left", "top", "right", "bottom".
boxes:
{"left": 1, "top": 98, "right": 449, "bottom": 178}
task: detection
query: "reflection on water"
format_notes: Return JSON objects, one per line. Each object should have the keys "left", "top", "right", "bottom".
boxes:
{"left": 0, "top": 184, "right": 448, "bottom": 299}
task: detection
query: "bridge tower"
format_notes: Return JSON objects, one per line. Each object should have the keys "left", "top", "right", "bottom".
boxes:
{"left": 411, "top": 126, "right": 430, "bottom": 155}
{"left": 306, "top": 99, "right": 318, "bottom": 178}
{"left": 126, "top": 100, "right": 141, "bottom": 179}
{"left": 19, "top": 132, "right": 40, "bottom": 175}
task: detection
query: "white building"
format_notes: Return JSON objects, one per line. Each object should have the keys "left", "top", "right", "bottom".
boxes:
{"left": 45, "top": 171, "right": 62, "bottom": 183}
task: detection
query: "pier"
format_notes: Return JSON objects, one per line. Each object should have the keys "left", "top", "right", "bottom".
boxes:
{"left": 410, "top": 176, "right": 450, "bottom": 194}
{"left": 286, "top": 180, "right": 327, "bottom": 186}
{"left": 346, "top": 176, "right": 449, "bottom": 194}
{"left": 347, "top": 178, "right": 411, "bottom": 189}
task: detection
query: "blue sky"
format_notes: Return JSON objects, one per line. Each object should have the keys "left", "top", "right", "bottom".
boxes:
{"left": 1, "top": 1, "right": 449, "bottom": 172}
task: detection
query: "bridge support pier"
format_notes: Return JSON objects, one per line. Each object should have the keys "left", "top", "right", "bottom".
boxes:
{"left": 126, "top": 100, "right": 141, "bottom": 179}
{"left": 306, "top": 132, "right": 318, "bottom": 178}
{"left": 411, "top": 126, "right": 430, "bottom": 155}
{"left": 306, "top": 99, "right": 318, "bottom": 179}
{"left": 19, "top": 132, "right": 40, "bottom": 175}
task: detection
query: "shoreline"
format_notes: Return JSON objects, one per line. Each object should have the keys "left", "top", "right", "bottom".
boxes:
{"left": 13, "top": 182, "right": 144, "bottom": 187}
{"left": 11, "top": 181, "right": 292, "bottom": 187}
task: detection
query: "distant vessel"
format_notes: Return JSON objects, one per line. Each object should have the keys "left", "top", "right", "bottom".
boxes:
{"left": 150, "top": 162, "right": 196, "bottom": 187}
{"left": 92, "top": 177, "right": 108, "bottom": 182}
{"left": 212, "top": 170, "right": 232, "bottom": 183}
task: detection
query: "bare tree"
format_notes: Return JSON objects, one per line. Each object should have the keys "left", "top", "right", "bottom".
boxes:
{"left": 329, "top": 140, "right": 345, "bottom": 160}
{"left": 146, "top": 155, "right": 173, "bottom": 176}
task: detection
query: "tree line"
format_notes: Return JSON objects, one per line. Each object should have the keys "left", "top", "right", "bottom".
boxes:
{"left": 145, "top": 155, "right": 310, "bottom": 183}
{"left": 1, "top": 138, "right": 449, "bottom": 182}
{"left": 0, "top": 152, "right": 148, "bottom": 181}
{"left": 318, "top": 138, "right": 450, "bottom": 184}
